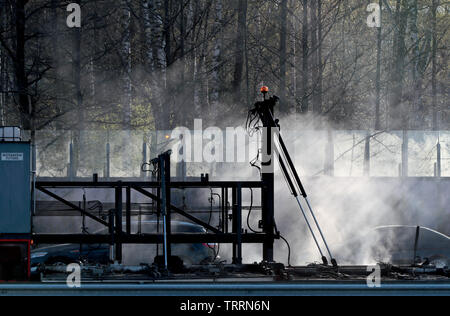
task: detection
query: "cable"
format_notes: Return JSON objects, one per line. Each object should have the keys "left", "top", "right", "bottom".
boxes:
{"left": 208, "top": 189, "right": 214, "bottom": 228}
{"left": 279, "top": 235, "right": 291, "bottom": 267}
{"left": 244, "top": 185, "right": 292, "bottom": 266}
{"left": 246, "top": 188, "right": 262, "bottom": 234}
{"left": 246, "top": 108, "right": 263, "bottom": 137}
{"left": 208, "top": 190, "right": 221, "bottom": 230}
{"left": 246, "top": 108, "right": 265, "bottom": 176}
{"left": 273, "top": 218, "right": 292, "bottom": 267}
{"left": 141, "top": 162, "right": 152, "bottom": 173}
{"left": 250, "top": 149, "right": 262, "bottom": 176}
{"left": 207, "top": 191, "right": 222, "bottom": 262}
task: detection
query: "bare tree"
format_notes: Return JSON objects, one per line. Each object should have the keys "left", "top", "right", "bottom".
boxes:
{"left": 389, "top": 0, "right": 409, "bottom": 130}
{"left": 310, "top": 0, "right": 319, "bottom": 114}
{"left": 431, "top": 0, "right": 439, "bottom": 130}
{"left": 279, "top": 0, "right": 288, "bottom": 113}
{"left": 232, "top": 0, "right": 247, "bottom": 105}
{"left": 211, "top": 0, "right": 223, "bottom": 119}
{"left": 121, "top": 0, "right": 132, "bottom": 130}
{"left": 300, "top": 0, "right": 309, "bottom": 114}
{"left": 375, "top": 0, "right": 382, "bottom": 130}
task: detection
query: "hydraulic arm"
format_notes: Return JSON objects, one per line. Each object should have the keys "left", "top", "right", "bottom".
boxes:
{"left": 248, "top": 88, "right": 337, "bottom": 267}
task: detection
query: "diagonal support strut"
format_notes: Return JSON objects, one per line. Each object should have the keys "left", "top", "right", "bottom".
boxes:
{"left": 131, "top": 186, "right": 223, "bottom": 234}
{"left": 36, "top": 186, "right": 109, "bottom": 227}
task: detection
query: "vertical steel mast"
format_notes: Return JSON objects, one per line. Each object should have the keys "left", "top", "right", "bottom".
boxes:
{"left": 251, "top": 88, "right": 337, "bottom": 266}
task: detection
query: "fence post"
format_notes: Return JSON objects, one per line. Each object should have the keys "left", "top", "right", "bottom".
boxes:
{"left": 363, "top": 132, "right": 370, "bottom": 176}
{"left": 436, "top": 140, "right": 441, "bottom": 178}
{"left": 401, "top": 130, "right": 409, "bottom": 178}
{"left": 68, "top": 142, "right": 74, "bottom": 180}
{"left": 115, "top": 182, "right": 123, "bottom": 263}
{"left": 325, "top": 130, "right": 335, "bottom": 176}
{"left": 177, "top": 159, "right": 186, "bottom": 180}
{"left": 105, "top": 142, "right": 110, "bottom": 180}
{"left": 141, "top": 141, "right": 147, "bottom": 179}
{"left": 349, "top": 133, "right": 356, "bottom": 176}
{"left": 150, "top": 132, "right": 157, "bottom": 161}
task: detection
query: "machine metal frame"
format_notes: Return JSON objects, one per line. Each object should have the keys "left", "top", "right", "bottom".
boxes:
{"left": 34, "top": 149, "right": 277, "bottom": 266}
{"left": 32, "top": 92, "right": 313, "bottom": 267}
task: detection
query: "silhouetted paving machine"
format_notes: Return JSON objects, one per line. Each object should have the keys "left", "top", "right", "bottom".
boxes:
{"left": 27, "top": 87, "right": 336, "bottom": 272}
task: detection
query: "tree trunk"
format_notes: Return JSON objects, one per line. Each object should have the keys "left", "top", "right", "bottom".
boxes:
{"left": 14, "top": 0, "right": 31, "bottom": 130}
{"left": 51, "top": 0, "right": 63, "bottom": 129}
{"left": 389, "top": 0, "right": 408, "bottom": 130}
{"left": 375, "top": 0, "right": 382, "bottom": 130}
{"left": 151, "top": 0, "right": 168, "bottom": 130}
{"left": 163, "top": 0, "right": 172, "bottom": 128}
{"left": 122, "top": 1, "right": 132, "bottom": 130}
{"left": 279, "top": 0, "right": 287, "bottom": 113}
{"left": 290, "top": 0, "right": 297, "bottom": 105}
{"left": 232, "top": 0, "right": 247, "bottom": 104}
{"left": 90, "top": 2, "right": 100, "bottom": 108}
{"left": 432, "top": 0, "right": 438, "bottom": 130}
{"left": 142, "top": 0, "right": 154, "bottom": 70}
{"left": 71, "top": 1, "right": 83, "bottom": 130}
{"left": 72, "top": 0, "right": 83, "bottom": 176}
{"left": 310, "top": 0, "right": 319, "bottom": 115}
{"left": 164, "top": 0, "right": 171, "bottom": 67}
{"left": 300, "top": 0, "right": 309, "bottom": 114}
{"left": 317, "top": 0, "right": 323, "bottom": 117}
{"left": 198, "top": 2, "right": 211, "bottom": 116}
{"left": 179, "top": 0, "right": 185, "bottom": 75}
{"left": 410, "top": 0, "right": 424, "bottom": 128}
{"left": 180, "top": 0, "right": 185, "bottom": 59}
{"left": 0, "top": 3, "right": 6, "bottom": 126}
{"left": 189, "top": 0, "right": 200, "bottom": 116}
{"left": 211, "top": 0, "right": 222, "bottom": 119}
{"left": 0, "top": 47, "right": 4, "bottom": 126}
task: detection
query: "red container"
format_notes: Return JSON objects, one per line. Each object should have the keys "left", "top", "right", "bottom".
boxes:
{"left": 0, "top": 239, "right": 31, "bottom": 281}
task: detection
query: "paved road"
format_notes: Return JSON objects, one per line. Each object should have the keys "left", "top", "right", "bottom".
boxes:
{"left": 1, "top": 282, "right": 449, "bottom": 296}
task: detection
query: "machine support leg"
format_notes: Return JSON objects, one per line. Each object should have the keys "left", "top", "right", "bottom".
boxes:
{"left": 221, "top": 187, "right": 225, "bottom": 233}
{"left": 108, "top": 210, "right": 114, "bottom": 262}
{"left": 225, "top": 188, "right": 229, "bottom": 233}
{"left": 164, "top": 154, "right": 172, "bottom": 260}
{"left": 236, "top": 185, "right": 242, "bottom": 264}
{"left": 160, "top": 157, "right": 168, "bottom": 270}
{"left": 413, "top": 226, "right": 421, "bottom": 266}
{"left": 105, "top": 142, "right": 110, "bottom": 180}
{"left": 262, "top": 173, "right": 275, "bottom": 262}
{"left": 115, "top": 183, "right": 123, "bottom": 263}
{"left": 156, "top": 170, "right": 161, "bottom": 257}
{"left": 126, "top": 187, "right": 131, "bottom": 235}
{"left": 232, "top": 188, "right": 237, "bottom": 263}
{"left": 260, "top": 110, "right": 275, "bottom": 262}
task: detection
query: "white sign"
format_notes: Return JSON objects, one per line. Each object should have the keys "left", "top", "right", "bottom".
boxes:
{"left": 1, "top": 153, "right": 24, "bottom": 161}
